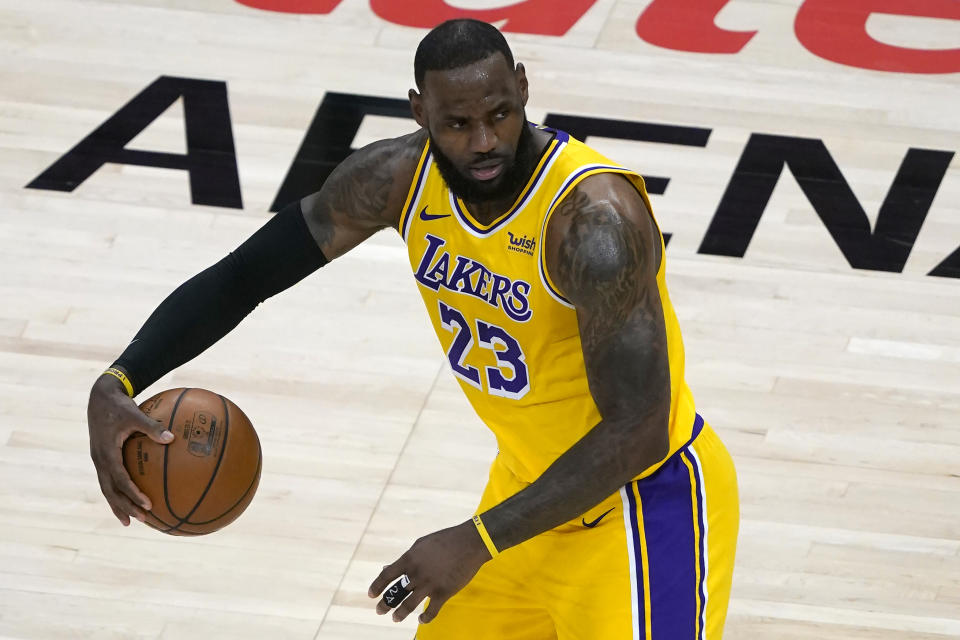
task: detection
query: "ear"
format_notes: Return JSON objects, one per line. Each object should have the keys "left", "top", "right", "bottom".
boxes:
{"left": 409, "top": 89, "right": 427, "bottom": 128}
{"left": 515, "top": 63, "right": 529, "bottom": 107}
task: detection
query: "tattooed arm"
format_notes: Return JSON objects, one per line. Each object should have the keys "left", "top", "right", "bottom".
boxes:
{"left": 88, "top": 130, "right": 425, "bottom": 527}
{"left": 301, "top": 130, "right": 426, "bottom": 259}
{"left": 480, "top": 172, "right": 671, "bottom": 550}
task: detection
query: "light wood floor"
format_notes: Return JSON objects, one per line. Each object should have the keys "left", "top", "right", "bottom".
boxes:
{"left": 2, "top": 1, "right": 959, "bottom": 638}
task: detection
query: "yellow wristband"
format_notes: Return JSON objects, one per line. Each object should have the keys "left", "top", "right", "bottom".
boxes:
{"left": 472, "top": 514, "right": 499, "bottom": 558}
{"left": 103, "top": 367, "right": 134, "bottom": 398}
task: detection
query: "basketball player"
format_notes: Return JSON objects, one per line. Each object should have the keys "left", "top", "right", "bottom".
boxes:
{"left": 87, "top": 19, "right": 739, "bottom": 639}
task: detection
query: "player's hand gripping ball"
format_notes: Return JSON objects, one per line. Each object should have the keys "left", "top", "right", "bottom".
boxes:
{"left": 122, "top": 388, "right": 262, "bottom": 535}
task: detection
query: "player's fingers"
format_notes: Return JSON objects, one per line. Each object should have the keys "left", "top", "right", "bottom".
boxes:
{"left": 108, "top": 501, "right": 131, "bottom": 526}
{"left": 418, "top": 593, "right": 448, "bottom": 624}
{"left": 94, "top": 469, "right": 131, "bottom": 525}
{"left": 368, "top": 560, "right": 404, "bottom": 598}
{"left": 103, "top": 486, "right": 131, "bottom": 526}
{"left": 115, "top": 472, "right": 151, "bottom": 511}
{"left": 391, "top": 589, "right": 428, "bottom": 623}
{"left": 135, "top": 413, "right": 174, "bottom": 445}
{"left": 117, "top": 494, "right": 147, "bottom": 522}
{"left": 103, "top": 438, "right": 150, "bottom": 506}
{"left": 376, "top": 574, "right": 413, "bottom": 615}
{"left": 107, "top": 451, "right": 152, "bottom": 511}
{"left": 103, "top": 482, "right": 146, "bottom": 524}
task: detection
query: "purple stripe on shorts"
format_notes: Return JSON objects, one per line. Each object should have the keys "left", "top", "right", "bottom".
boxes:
{"left": 635, "top": 444, "right": 700, "bottom": 638}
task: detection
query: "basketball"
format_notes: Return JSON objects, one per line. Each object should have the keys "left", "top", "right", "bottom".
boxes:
{"left": 122, "top": 388, "right": 262, "bottom": 536}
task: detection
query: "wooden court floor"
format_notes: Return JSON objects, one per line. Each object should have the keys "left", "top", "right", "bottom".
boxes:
{"left": 1, "top": 1, "right": 959, "bottom": 638}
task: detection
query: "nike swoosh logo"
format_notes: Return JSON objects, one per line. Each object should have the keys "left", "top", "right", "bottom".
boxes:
{"left": 582, "top": 507, "right": 615, "bottom": 528}
{"left": 419, "top": 207, "right": 451, "bottom": 221}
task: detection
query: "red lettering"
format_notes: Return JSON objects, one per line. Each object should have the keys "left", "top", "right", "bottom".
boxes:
{"left": 368, "top": 0, "right": 597, "bottom": 36}
{"left": 636, "top": 0, "right": 757, "bottom": 53}
{"left": 233, "top": 0, "right": 342, "bottom": 14}
{"left": 795, "top": 0, "right": 960, "bottom": 73}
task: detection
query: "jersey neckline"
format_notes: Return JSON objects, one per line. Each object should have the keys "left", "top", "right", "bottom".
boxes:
{"left": 448, "top": 124, "right": 569, "bottom": 238}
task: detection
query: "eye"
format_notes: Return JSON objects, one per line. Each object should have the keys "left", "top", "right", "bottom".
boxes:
{"left": 448, "top": 119, "right": 466, "bottom": 130}
{"left": 495, "top": 110, "right": 509, "bottom": 120}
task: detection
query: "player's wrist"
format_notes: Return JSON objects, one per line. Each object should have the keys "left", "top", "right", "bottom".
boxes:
{"left": 101, "top": 366, "right": 134, "bottom": 397}
{"left": 94, "top": 366, "right": 133, "bottom": 399}
{"left": 469, "top": 514, "right": 499, "bottom": 561}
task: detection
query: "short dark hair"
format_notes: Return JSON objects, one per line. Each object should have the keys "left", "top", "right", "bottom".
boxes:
{"left": 414, "top": 19, "right": 515, "bottom": 89}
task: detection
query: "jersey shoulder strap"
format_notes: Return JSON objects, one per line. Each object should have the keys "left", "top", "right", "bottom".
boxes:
{"left": 536, "top": 132, "right": 660, "bottom": 306}
{"left": 398, "top": 139, "right": 432, "bottom": 243}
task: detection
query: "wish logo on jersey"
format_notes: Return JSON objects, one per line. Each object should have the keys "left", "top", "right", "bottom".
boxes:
{"left": 507, "top": 232, "right": 535, "bottom": 257}
{"left": 414, "top": 234, "right": 533, "bottom": 322}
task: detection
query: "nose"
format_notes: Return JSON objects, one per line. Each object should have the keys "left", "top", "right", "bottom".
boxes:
{"left": 470, "top": 122, "right": 498, "bottom": 155}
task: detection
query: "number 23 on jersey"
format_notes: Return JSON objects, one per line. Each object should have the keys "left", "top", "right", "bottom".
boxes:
{"left": 438, "top": 301, "right": 530, "bottom": 400}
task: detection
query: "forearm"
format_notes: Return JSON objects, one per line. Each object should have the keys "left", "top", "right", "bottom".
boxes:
{"left": 113, "top": 261, "right": 260, "bottom": 393}
{"left": 480, "top": 416, "right": 668, "bottom": 552}
{"left": 113, "top": 201, "right": 327, "bottom": 394}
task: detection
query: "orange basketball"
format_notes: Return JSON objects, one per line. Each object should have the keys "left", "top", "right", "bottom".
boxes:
{"left": 122, "top": 388, "right": 262, "bottom": 536}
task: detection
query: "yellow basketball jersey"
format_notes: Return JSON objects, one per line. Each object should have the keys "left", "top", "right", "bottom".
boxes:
{"left": 398, "top": 126, "right": 699, "bottom": 483}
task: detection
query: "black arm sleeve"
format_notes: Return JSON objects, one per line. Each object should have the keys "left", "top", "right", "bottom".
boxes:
{"left": 113, "top": 200, "right": 328, "bottom": 395}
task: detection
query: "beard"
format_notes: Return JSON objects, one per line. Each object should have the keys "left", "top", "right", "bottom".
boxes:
{"left": 429, "top": 121, "right": 537, "bottom": 204}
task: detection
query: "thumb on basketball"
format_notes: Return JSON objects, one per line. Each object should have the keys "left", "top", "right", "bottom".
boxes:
{"left": 136, "top": 411, "right": 174, "bottom": 444}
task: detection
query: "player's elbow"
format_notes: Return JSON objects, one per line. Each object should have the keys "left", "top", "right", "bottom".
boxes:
{"left": 626, "top": 408, "right": 671, "bottom": 472}
{"left": 646, "top": 421, "right": 671, "bottom": 464}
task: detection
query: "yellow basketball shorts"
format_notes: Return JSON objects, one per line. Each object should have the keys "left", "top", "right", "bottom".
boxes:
{"left": 416, "top": 415, "right": 739, "bottom": 640}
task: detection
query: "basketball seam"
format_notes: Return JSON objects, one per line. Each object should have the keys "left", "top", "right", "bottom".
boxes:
{"left": 185, "top": 449, "right": 261, "bottom": 525}
{"left": 146, "top": 510, "right": 178, "bottom": 529}
{"left": 163, "top": 393, "right": 231, "bottom": 533}
{"left": 162, "top": 388, "right": 191, "bottom": 522}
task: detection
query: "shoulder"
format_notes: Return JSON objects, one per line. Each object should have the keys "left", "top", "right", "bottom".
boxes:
{"left": 360, "top": 129, "right": 428, "bottom": 228}
{"left": 544, "top": 172, "right": 661, "bottom": 306}
{"left": 357, "top": 128, "right": 427, "bottom": 170}
{"left": 345, "top": 128, "right": 427, "bottom": 198}
{"left": 303, "top": 128, "right": 428, "bottom": 231}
